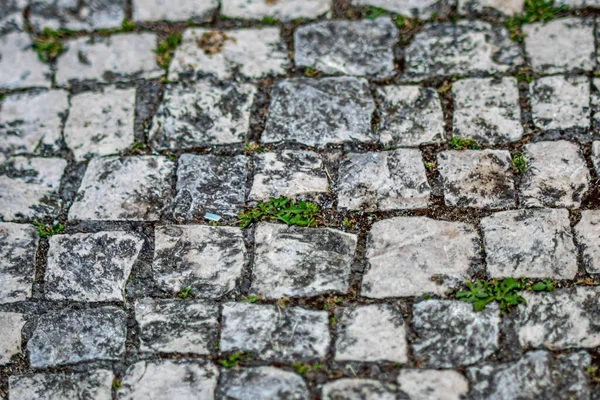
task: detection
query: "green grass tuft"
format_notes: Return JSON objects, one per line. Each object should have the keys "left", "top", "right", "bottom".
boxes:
{"left": 448, "top": 137, "right": 481, "bottom": 150}
{"left": 178, "top": 286, "right": 192, "bottom": 300}
{"left": 456, "top": 278, "right": 527, "bottom": 314}
{"left": 155, "top": 32, "right": 182, "bottom": 70}
{"left": 238, "top": 196, "right": 320, "bottom": 229}
{"left": 505, "top": 0, "right": 569, "bottom": 42}
{"left": 511, "top": 153, "right": 527, "bottom": 174}
{"left": 364, "top": 6, "right": 388, "bottom": 20}
{"left": 33, "top": 28, "right": 73, "bottom": 63}
{"left": 33, "top": 222, "right": 64, "bottom": 238}
{"left": 220, "top": 353, "right": 247, "bottom": 369}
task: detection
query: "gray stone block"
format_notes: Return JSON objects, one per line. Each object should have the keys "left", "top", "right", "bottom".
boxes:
{"left": 0, "top": 223, "right": 37, "bottom": 303}
{"left": 9, "top": 370, "right": 113, "bottom": 400}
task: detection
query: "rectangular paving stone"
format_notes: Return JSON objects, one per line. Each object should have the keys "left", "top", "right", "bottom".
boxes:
{"left": 458, "top": 0, "right": 524, "bottom": 15}
{"left": 218, "top": 366, "right": 310, "bottom": 400}
{"left": 220, "top": 302, "right": 329, "bottom": 361}
{"left": 0, "top": 32, "right": 51, "bottom": 89}
{"left": 153, "top": 225, "right": 246, "bottom": 298}
{"left": 29, "top": 0, "right": 125, "bottom": 31}
{"left": 0, "top": 156, "right": 67, "bottom": 221}
{"left": 133, "top": 0, "right": 217, "bottom": 22}
{"left": 9, "top": 370, "right": 114, "bottom": 400}
{"left": 437, "top": 150, "right": 516, "bottom": 209}
{"left": 322, "top": 379, "right": 397, "bottom": 400}
{"left": 0, "top": 0, "right": 26, "bottom": 34}
{"left": 481, "top": 209, "right": 578, "bottom": 279}
{"left": 337, "top": 150, "right": 430, "bottom": 211}
{"left": 135, "top": 299, "right": 218, "bottom": 354}
{"left": 222, "top": 0, "right": 329, "bottom": 20}
{"left": 294, "top": 18, "right": 398, "bottom": 79}
{"left": 262, "top": 77, "right": 376, "bottom": 147}
{"left": 0, "top": 312, "right": 25, "bottom": 365}
{"left": 363, "top": 216, "right": 479, "bottom": 298}
{"left": 168, "top": 27, "right": 289, "bottom": 81}
{"left": 173, "top": 154, "right": 246, "bottom": 220}
{"left": 398, "top": 370, "right": 469, "bottom": 400}
{"left": 150, "top": 82, "right": 256, "bottom": 150}
{"left": 251, "top": 223, "right": 357, "bottom": 299}
{"left": 352, "top": 0, "right": 451, "bottom": 18}
{"left": 0, "top": 223, "right": 37, "bottom": 303}
{"left": 28, "top": 307, "right": 126, "bottom": 368}
{"left": 69, "top": 156, "right": 174, "bottom": 221}
{"left": 65, "top": 87, "right": 136, "bottom": 161}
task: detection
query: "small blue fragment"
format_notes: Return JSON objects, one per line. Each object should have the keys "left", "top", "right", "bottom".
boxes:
{"left": 204, "top": 212, "right": 221, "bottom": 221}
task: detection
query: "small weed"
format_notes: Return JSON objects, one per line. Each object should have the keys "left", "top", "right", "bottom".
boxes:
{"left": 456, "top": 278, "right": 527, "bottom": 314}
{"left": 365, "top": 6, "right": 388, "bottom": 20}
{"left": 155, "top": 32, "right": 182, "bottom": 69}
{"left": 342, "top": 217, "right": 351, "bottom": 228}
{"left": 241, "top": 294, "right": 259, "bottom": 303}
{"left": 238, "top": 196, "right": 320, "bottom": 229}
{"left": 588, "top": 365, "right": 600, "bottom": 383}
{"left": 304, "top": 66, "right": 319, "bottom": 77}
{"left": 313, "top": 364, "right": 323, "bottom": 370}
{"left": 260, "top": 16, "right": 280, "bottom": 25}
{"left": 213, "top": 342, "right": 219, "bottom": 349}
{"left": 437, "top": 81, "right": 452, "bottom": 95}
{"left": 178, "top": 286, "right": 192, "bottom": 300}
{"left": 594, "top": 71, "right": 600, "bottom": 77}
{"left": 167, "top": 153, "right": 177, "bottom": 161}
{"left": 424, "top": 161, "right": 436, "bottom": 171}
{"left": 293, "top": 363, "right": 310, "bottom": 375}
{"left": 243, "top": 142, "right": 264, "bottom": 155}
{"left": 449, "top": 137, "right": 481, "bottom": 150}
{"left": 505, "top": 0, "right": 569, "bottom": 42}
{"left": 511, "top": 153, "right": 527, "bottom": 174}
{"left": 516, "top": 67, "right": 534, "bottom": 83}
{"left": 577, "top": 278, "right": 599, "bottom": 286}
{"left": 33, "top": 28, "right": 72, "bottom": 62}
{"left": 330, "top": 316, "right": 337, "bottom": 324}
{"left": 394, "top": 15, "right": 418, "bottom": 33}
{"left": 131, "top": 141, "right": 145, "bottom": 153}
{"left": 112, "top": 379, "right": 121, "bottom": 390}
{"left": 33, "top": 222, "right": 64, "bottom": 238}
{"left": 276, "top": 297, "right": 290, "bottom": 308}
{"left": 220, "top": 353, "right": 247, "bottom": 369}
{"left": 121, "top": 18, "right": 136, "bottom": 32}
{"left": 530, "top": 279, "right": 554, "bottom": 292}
{"left": 394, "top": 362, "right": 402, "bottom": 367}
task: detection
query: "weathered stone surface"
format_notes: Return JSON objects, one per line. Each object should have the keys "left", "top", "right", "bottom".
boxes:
{"left": 412, "top": 300, "right": 500, "bottom": 368}
{"left": 28, "top": 307, "right": 126, "bottom": 368}
{"left": 481, "top": 209, "right": 577, "bottom": 279}
{"left": 322, "top": 379, "right": 397, "bottom": 400}
{"left": 398, "top": 369, "right": 469, "bottom": 400}
{"left": 337, "top": 150, "right": 430, "bottom": 211}
{"left": 153, "top": 225, "right": 245, "bottom": 297}
{"left": 9, "top": 370, "right": 113, "bottom": 400}
{"left": 352, "top": 0, "right": 451, "bottom": 18}
{"left": 262, "top": 77, "right": 376, "bottom": 147}
{"left": 135, "top": 299, "right": 218, "bottom": 354}
{"left": 294, "top": 18, "right": 398, "bottom": 79}
{"left": 575, "top": 211, "right": 600, "bottom": 274}
{"left": 133, "top": 0, "right": 217, "bottom": 22}
{"left": 437, "top": 150, "right": 516, "bottom": 209}
{"left": 458, "top": 0, "right": 524, "bottom": 15}
{"left": 118, "top": 360, "right": 218, "bottom": 400}
{"left": 363, "top": 216, "right": 479, "bottom": 298}
{"left": 0, "top": 223, "right": 37, "bottom": 303}
{"left": 594, "top": 141, "right": 600, "bottom": 176}
{"left": 252, "top": 223, "right": 357, "bottom": 299}
{"left": 173, "top": 154, "right": 246, "bottom": 219}
{"left": 524, "top": 18, "right": 594, "bottom": 74}
{"left": 45, "top": 231, "right": 144, "bottom": 302}
{"left": 520, "top": 140, "right": 590, "bottom": 208}
{"left": 335, "top": 304, "right": 408, "bottom": 363}
{"left": 168, "top": 28, "right": 288, "bottom": 81}
{"left": 375, "top": 85, "right": 445, "bottom": 147}
{"left": 222, "top": 0, "right": 329, "bottom": 20}
{"left": 56, "top": 34, "right": 163, "bottom": 86}
{"left": 69, "top": 156, "right": 174, "bottom": 221}
{"left": 404, "top": 21, "right": 522, "bottom": 80}
{"left": 530, "top": 75, "right": 590, "bottom": 132}
{"left": 29, "top": 0, "right": 125, "bottom": 31}
{"left": 150, "top": 82, "right": 256, "bottom": 150}
{"left": 0, "top": 0, "right": 26, "bottom": 34}
{"left": 249, "top": 151, "right": 328, "bottom": 202}
{"left": 218, "top": 367, "right": 310, "bottom": 400}
{"left": 220, "top": 302, "right": 329, "bottom": 361}
{"left": 64, "top": 87, "right": 136, "bottom": 161}
{"left": 0, "top": 312, "right": 25, "bottom": 365}
{"left": 452, "top": 77, "right": 523, "bottom": 144}
{"left": 0, "top": 33, "right": 51, "bottom": 89}
{"left": 0, "top": 156, "right": 67, "bottom": 221}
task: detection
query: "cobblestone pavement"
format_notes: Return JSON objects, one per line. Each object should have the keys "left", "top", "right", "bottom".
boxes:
{"left": 1, "top": 1, "right": 600, "bottom": 399}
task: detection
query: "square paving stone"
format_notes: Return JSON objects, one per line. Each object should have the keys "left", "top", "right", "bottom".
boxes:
{"left": 149, "top": 82, "right": 256, "bottom": 150}
{"left": 55, "top": 34, "right": 163, "bottom": 86}
{"left": 28, "top": 307, "right": 126, "bottom": 368}
{"left": 0, "top": 223, "right": 37, "bottom": 303}
{"left": 337, "top": 150, "right": 430, "bottom": 211}
{"left": 168, "top": 28, "right": 289, "bottom": 81}
{"left": 45, "top": 231, "right": 144, "bottom": 302}
{"left": 0, "top": 0, "right": 26, "bottom": 34}
{"left": 437, "top": 150, "right": 516, "bottom": 209}
{"left": 249, "top": 151, "right": 329, "bottom": 202}
{"left": 173, "top": 154, "right": 246, "bottom": 220}
{"left": 69, "top": 156, "right": 174, "bottom": 221}
{"left": 322, "top": 379, "right": 397, "bottom": 400}
{"left": 135, "top": 299, "right": 218, "bottom": 354}
{"left": 294, "top": 18, "right": 398, "bottom": 79}
{"left": 261, "top": 77, "right": 376, "bottom": 147}
{"left": 251, "top": 223, "right": 357, "bottom": 299}
{"left": 397, "top": 370, "right": 469, "bottom": 400}
{"left": 0, "top": 32, "right": 51, "bottom": 90}
{"left": 452, "top": 77, "right": 523, "bottom": 144}
{"left": 153, "top": 225, "right": 245, "bottom": 298}
{"left": 118, "top": 360, "right": 218, "bottom": 399}
{"left": 0, "top": 156, "right": 67, "bottom": 221}
{"left": 524, "top": 18, "right": 594, "bottom": 74}
{"left": 334, "top": 304, "right": 408, "bottom": 363}
{"left": 352, "top": 0, "right": 451, "bottom": 18}
{"left": 133, "top": 0, "right": 217, "bottom": 22}
{"left": 375, "top": 85, "right": 445, "bottom": 147}
{"left": 64, "top": 87, "right": 136, "bottom": 161}
{"left": 362, "top": 216, "right": 480, "bottom": 298}
{"left": 0, "top": 312, "right": 25, "bottom": 365}
{"left": 220, "top": 302, "right": 330, "bottom": 361}
{"left": 29, "top": 0, "right": 125, "bottom": 31}
{"left": 458, "top": 0, "right": 524, "bottom": 15}
{"left": 218, "top": 367, "right": 310, "bottom": 400}
{"left": 9, "top": 370, "right": 113, "bottom": 400}
{"left": 0, "top": 90, "right": 69, "bottom": 156}
{"left": 520, "top": 140, "right": 590, "bottom": 208}
{"left": 412, "top": 300, "right": 500, "bottom": 368}
{"left": 404, "top": 21, "right": 522, "bottom": 80}
{"left": 575, "top": 211, "right": 600, "bottom": 274}
{"left": 222, "top": 0, "right": 329, "bottom": 20}
{"left": 481, "top": 209, "right": 578, "bottom": 279}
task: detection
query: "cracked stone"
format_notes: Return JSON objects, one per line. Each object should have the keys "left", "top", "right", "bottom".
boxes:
{"left": 452, "top": 77, "right": 523, "bottom": 144}
{"left": 28, "top": 307, "right": 126, "bottom": 368}
{"left": 168, "top": 27, "right": 288, "bottom": 81}
{"left": 251, "top": 223, "right": 357, "bottom": 299}
{"left": 294, "top": 18, "right": 398, "bottom": 79}
{"left": 262, "top": 77, "right": 376, "bottom": 147}
{"left": 362, "top": 216, "right": 479, "bottom": 298}
{"left": 322, "top": 379, "right": 397, "bottom": 400}
{"left": 222, "top": 0, "right": 329, "bottom": 20}
{"left": 575, "top": 211, "right": 600, "bottom": 274}
{"left": 218, "top": 367, "right": 310, "bottom": 400}
{"left": 437, "top": 150, "right": 516, "bottom": 209}
{"left": 0, "top": 312, "right": 25, "bottom": 365}
{"left": 29, "top": 0, "right": 125, "bottom": 31}
{"left": 0, "top": 0, "right": 26, "bottom": 34}
{"left": 9, "top": 370, "right": 113, "bottom": 400}
{"left": 64, "top": 87, "right": 136, "bottom": 161}
{"left": 0, "top": 223, "right": 37, "bottom": 303}
{"left": 412, "top": 300, "right": 500, "bottom": 368}
{"left": 458, "top": 0, "right": 524, "bottom": 15}
{"left": 481, "top": 209, "right": 578, "bottom": 279}
{"left": 220, "top": 302, "right": 329, "bottom": 361}
{"left": 397, "top": 369, "right": 469, "bottom": 400}
{"left": 69, "top": 156, "right": 174, "bottom": 221}
{"left": 0, "top": 32, "right": 51, "bottom": 90}
{"left": 150, "top": 82, "right": 256, "bottom": 150}
{"left": 45, "top": 231, "right": 144, "bottom": 302}
{"left": 520, "top": 140, "right": 590, "bottom": 208}
{"left": 352, "top": 0, "right": 451, "bottom": 18}
{"left": 133, "top": 0, "right": 217, "bottom": 22}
